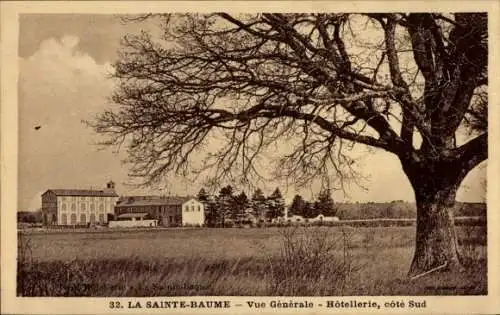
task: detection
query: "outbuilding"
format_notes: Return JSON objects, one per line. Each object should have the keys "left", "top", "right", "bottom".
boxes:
{"left": 181, "top": 198, "right": 205, "bottom": 226}
{"left": 108, "top": 213, "right": 158, "bottom": 228}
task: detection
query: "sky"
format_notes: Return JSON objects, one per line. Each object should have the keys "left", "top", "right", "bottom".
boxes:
{"left": 17, "top": 14, "right": 487, "bottom": 211}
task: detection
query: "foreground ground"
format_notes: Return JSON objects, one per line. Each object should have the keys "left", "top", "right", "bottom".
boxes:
{"left": 17, "top": 226, "right": 486, "bottom": 296}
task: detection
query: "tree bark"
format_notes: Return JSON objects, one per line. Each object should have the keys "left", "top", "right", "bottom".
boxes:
{"left": 401, "top": 155, "right": 467, "bottom": 278}
{"left": 409, "top": 186, "right": 464, "bottom": 277}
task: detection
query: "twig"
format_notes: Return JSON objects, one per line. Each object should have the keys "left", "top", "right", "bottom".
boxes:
{"left": 410, "top": 261, "right": 448, "bottom": 281}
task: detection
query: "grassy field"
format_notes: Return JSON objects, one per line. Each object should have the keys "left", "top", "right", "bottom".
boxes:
{"left": 17, "top": 226, "right": 487, "bottom": 296}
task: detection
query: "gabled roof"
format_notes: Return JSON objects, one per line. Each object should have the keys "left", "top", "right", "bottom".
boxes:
{"left": 116, "top": 195, "right": 195, "bottom": 207}
{"left": 43, "top": 189, "right": 118, "bottom": 197}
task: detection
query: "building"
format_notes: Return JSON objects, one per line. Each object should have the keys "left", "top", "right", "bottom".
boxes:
{"left": 114, "top": 196, "right": 205, "bottom": 227}
{"left": 108, "top": 213, "right": 158, "bottom": 228}
{"left": 41, "top": 181, "right": 119, "bottom": 226}
{"left": 181, "top": 198, "right": 205, "bottom": 226}
{"left": 287, "top": 215, "right": 305, "bottom": 223}
{"left": 309, "top": 214, "right": 340, "bottom": 222}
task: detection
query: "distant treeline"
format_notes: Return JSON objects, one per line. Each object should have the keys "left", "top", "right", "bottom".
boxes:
{"left": 17, "top": 210, "right": 43, "bottom": 223}
{"left": 334, "top": 201, "right": 486, "bottom": 220}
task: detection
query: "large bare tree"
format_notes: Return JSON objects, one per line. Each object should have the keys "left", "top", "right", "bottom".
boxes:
{"left": 89, "top": 13, "right": 488, "bottom": 276}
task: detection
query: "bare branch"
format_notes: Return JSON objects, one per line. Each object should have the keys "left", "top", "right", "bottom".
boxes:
{"left": 89, "top": 12, "right": 488, "bottom": 191}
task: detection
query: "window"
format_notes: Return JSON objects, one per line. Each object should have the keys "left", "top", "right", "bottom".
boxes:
{"left": 70, "top": 213, "right": 77, "bottom": 224}
{"left": 61, "top": 213, "right": 67, "bottom": 225}
{"left": 99, "top": 204, "right": 104, "bottom": 211}
{"left": 71, "top": 203, "right": 76, "bottom": 211}
{"left": 81, "top": 203, "right": 86, "bottom": 211}
{"left": 197, "top": 205, "right": 200, "bottom": 212}
{"left": 90, "top": 213, "right": 96, "bottom": 224}
{"left": 61, "top": 204, "right": 67, "bottom": 211}
{"left": 185, "top": 206, "right": 188, "bottom": 212}
{"left": 191, "top": 205, "right": 194, "bottom": 211}
{"left": 98, "top": 213, "right": 105, "bottom": 223}
{"left": 80, "top": 213, "right": 86, "bottom": 224}
{"left": 90, "top": 203, "right": 95, "bottom": 211}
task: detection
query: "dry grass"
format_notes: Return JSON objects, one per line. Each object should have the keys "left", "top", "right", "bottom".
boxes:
{"left": 17, "top": 226, "right": 486, "bottom": 296}
{"left": 265, "top": 226, "right": 352, "bottom": 295}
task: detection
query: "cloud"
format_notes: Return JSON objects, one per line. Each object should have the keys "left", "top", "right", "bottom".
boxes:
{"left": 20, "top": 36, "right": 114, "bottom": 121}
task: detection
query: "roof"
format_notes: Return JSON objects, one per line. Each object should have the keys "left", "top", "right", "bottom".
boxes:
{"left": 116, "top": 195, "right": 195, "bottom": 207}
{"left": 117, "top": 212, "right": 149, "bottom": 219}
{"left": 43, "top": 189, "right": 118, "bottom": 197}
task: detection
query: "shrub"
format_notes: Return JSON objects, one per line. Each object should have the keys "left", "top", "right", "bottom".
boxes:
{"left": 266, "top": 226, "right": 352, "bottom": 295}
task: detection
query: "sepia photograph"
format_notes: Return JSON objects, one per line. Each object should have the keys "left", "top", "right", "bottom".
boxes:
{"left": 2, "top": 1, "right": 500, "bottom": 314}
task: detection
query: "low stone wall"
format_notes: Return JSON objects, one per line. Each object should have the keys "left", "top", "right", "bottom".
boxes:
{"left": 108, "top": 220, "right": 158, "bottom": 228}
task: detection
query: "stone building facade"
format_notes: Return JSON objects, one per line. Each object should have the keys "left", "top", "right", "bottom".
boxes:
{"left": 41, "top": 181, "right": 119, "bottom": 226}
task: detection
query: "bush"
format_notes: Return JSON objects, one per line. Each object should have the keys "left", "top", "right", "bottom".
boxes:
{"left": 267, "top": 226, "right": 352, "bottom": 295}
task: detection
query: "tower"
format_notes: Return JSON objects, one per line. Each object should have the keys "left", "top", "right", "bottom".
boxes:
{"left": 106, "top": 180, "right": 115, "bottom": 190}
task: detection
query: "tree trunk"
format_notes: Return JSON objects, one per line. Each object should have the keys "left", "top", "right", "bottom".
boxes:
{"left": 408, "top": 182, "right": 464, "bottom": 277}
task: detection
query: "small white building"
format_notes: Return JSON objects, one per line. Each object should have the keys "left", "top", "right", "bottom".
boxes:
{"left": 181, "top": 198, "right": 205, "bottom": 226}
{"left": 288, "top": 215, "right": 305, "bottom": 223}
{"left": 309, "top": 214, "right": 340, "bottom": 222}
{"left": 109, "top": 213, "right": 158, "bottom": 228}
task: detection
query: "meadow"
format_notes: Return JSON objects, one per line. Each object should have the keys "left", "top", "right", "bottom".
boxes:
{"left": 17, "top": 226, "right": 487, "bottom": 296}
